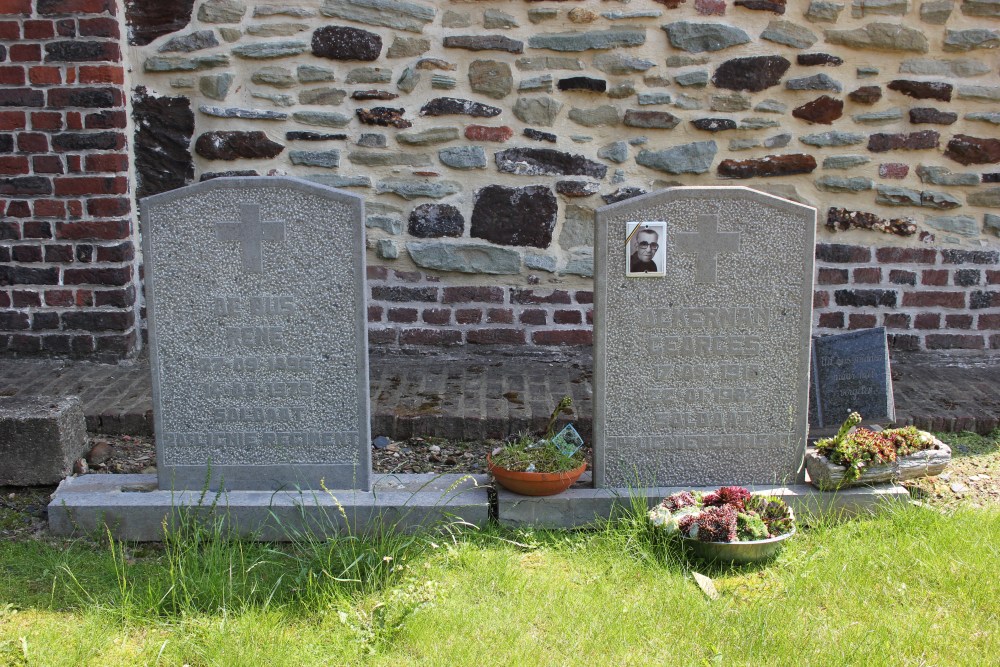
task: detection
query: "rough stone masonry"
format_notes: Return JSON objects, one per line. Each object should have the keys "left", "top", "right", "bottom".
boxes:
{"left": 0, "top": 0, "right": 998, "bottom": 358}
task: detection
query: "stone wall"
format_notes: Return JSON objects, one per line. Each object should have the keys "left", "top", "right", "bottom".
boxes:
{"left": 0, "top": 0, "right": 139, "bottom": 359}
{"left": 2, "top": 0, "right": 999, "bottom": 358}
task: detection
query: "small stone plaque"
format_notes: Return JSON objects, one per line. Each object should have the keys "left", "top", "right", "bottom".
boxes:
{"left": 809, "top": 327, "right": 894, "bottom": 429}
{"left": 141, "top": 177, "right": 370, "bottom": 491}
{"left": 594, "top": 187, "right": 816, "bottom": 487}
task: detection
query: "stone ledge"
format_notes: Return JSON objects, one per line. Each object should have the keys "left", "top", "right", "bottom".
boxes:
{"left": 48, "top": 473, "right": 490, "bottom": 541}
{"left": 497, "top": 476, "right": 909, "bottom": 529}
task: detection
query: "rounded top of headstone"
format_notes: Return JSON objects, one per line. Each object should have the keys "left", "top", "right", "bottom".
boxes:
{"left": 596, "top": 185, "right": 816, "bottom": 217}
{"left": 140, "top": 175, "right": 364, "bottom": 208}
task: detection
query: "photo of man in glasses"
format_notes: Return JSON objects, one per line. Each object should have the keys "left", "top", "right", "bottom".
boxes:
{"left": 625, "top": 221, "right": 666, "bottom": 277}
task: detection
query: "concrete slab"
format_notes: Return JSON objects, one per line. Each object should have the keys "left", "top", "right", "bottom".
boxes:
{"left": 48, "top": 472, "right": 490, "bottom": 541}
{"left": 497, "top": 473, "right": 909, "bottom": 529}
{"left": 0, "top": 395, "right": 87, "bottom": 486}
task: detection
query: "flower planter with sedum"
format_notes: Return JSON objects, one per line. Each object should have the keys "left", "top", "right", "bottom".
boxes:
{"left": 805, "top": 412, "right": 951, "bottom": 491}
{"left": 649, "top": 486, "right": 795, "bottom": 564}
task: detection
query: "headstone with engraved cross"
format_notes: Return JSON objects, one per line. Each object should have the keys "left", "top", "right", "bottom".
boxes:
{"left": 593, "top": 187, "right": 817, "bottom": 487}
{"left": 141, "top": 177, "right": 371, "bottom": 491}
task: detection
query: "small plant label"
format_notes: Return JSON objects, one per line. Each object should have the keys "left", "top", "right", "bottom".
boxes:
{"left": 549, "top": 424, "right": 584, "bottom": 458}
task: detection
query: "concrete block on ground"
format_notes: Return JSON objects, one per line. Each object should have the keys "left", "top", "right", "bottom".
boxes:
{"left": 497, "top": 474, "right": 909, "bottom": 529}
{"left": 0, "top": 395, "right": 87, "bottom": 486}
{"left": 48, "top": 473, "right": 490, "bottom": 541}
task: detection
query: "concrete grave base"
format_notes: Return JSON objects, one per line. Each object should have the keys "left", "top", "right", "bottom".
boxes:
{"left": 497, "top": 473, "right": 910, "bottom": 529}
{"left": 0, "top": 395, "right": 87, "bottom": 486}
{"left": 48, "top": 473, "right": 490, "bottom": 541}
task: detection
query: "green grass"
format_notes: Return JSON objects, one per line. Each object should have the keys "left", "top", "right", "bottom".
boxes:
{"left": 2, "top": 501, "right": 999, "bottom": 666}
{"left": 935, "top": 428, "right": 1000, "bottom": 457}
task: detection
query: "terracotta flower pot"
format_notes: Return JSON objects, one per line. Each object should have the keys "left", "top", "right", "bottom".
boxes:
{"left": 487, "top": 453, "right": 586, "bottom": 496}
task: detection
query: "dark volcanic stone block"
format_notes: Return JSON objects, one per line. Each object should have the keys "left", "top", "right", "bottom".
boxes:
{"left": 826, "top": 207, "right": 917, "bottom": 236}
{"left": 126, "top": 0, "right": 196, "bottom": 46}
{"left": 848, "top": 86, "right": 882, "bottom": 105}
{"left": 524, "top": 128, "right": 557, "bottom": 143}
{"left": 887, "top": 80, "right": 953, "bottom": 102}
{"left": 312, "top": 26, "right": 382, "bottom": 61}
{"left": 352, "top": 90, "right": 399, "bottom": 101}
{"left": 691, "top": 118, "right": 737, "bottom": 132}
{"left": 471, "top": 185, "right": 557, "bottom": 248}
{"left": 712, "top": 55, "right": 791, "bottom": 92}
{"left": 286, "top": 132, "right": 348, "bottom": 141}
{"left": 944, "top": 134, "right": 1000, "bottom": 165}
{"left": 420, "top": 97, "right": 502, "bottom": 117}
{"left": 201, "top": 170, "right": 260, "bottom": 180}
{"left": 356, "top": 107, "right": 412, "bottom": 128}
{"left": 408, "top": 204, "right": 464, "bottom": 238}
{"left": 717, "top": 153, "right": 816, "bottom": 178}
{"left": 132, "top": 86, "right": 194, "bottom": 198}
{"left": 495, "top": 147, "right": 607, "bottom": 178}
{"left": 557, "top": 77, "right": 608, "bottom": 93}
{"left": 868, "top": 131, "right": 940, "bottom": 153}
{"left": 909, "top": 108, "right": 958, "bottom": 125}
{"left": 797, "top": 53, "right": 843, "bottom": 66}
{"left": 792, "top": 95, "right": 843, "bottom": 124}
{"left": 194, "top": 131, "right": 284, "bottom": 160}
{"left": 735, "top": 0, "right": 786, "bottom": 12}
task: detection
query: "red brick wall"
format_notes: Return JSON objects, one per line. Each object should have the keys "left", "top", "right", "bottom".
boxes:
{"left": 0, "top": 0, "right": 137, "bottom": 358}
{"left": 814, "top": 244, "right": 1000, "bottom": 351}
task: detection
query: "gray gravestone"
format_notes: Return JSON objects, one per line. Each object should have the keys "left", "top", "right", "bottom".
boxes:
{"left": 594, "top": 187, "right": 816, "bottom": 487}
{"left": 809, "top": 327, "right": 894, "bottom": 429}
{"left": 141, "top": 177, "right": 371, "bottom": 491}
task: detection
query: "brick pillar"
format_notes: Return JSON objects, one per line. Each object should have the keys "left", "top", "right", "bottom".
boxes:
{"left": 0, "top": 0, "right": 138, "bottom": 359}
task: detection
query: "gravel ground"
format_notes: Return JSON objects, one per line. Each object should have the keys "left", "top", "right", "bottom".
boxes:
{"left": 2, "top": 429, "right": 997, "bottom": 540}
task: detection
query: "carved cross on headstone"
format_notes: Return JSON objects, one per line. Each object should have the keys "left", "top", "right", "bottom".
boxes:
{"left": 673, "top": 213, "right": 740, "bottom": 284}
{"left": 215, "top": 203, "right": 286, "bottom": 273}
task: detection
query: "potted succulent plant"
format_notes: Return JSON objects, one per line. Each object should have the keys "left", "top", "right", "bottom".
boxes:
{"left": 487, "top": 396, "right": 587, "bottom": 496}
{"left": 648, "top": 486, "right": 796, "bottom": 564}
{"left": 805, "top": 412, "right": 951, "bottom": 491}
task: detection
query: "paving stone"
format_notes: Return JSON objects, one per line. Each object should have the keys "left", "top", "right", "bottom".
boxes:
{"left": 567, "top": 105, "right": 621, "bottom": 127}
{"left": 396, "top": 127, "right": 460, "bottom": 146}
{"left": 159, "top": 30, "right": 219, "bottom": 53}
{"left": 443, "top": 35, "right": 524, "bottom": 54}
{"left": 528, "top": 29, "right": 646, "bottom": 51}
{"left": 299, "top": 87, "right": 347, "bottom": 105}
{"left": 233, "top": 40, "right": 307, "bottom": 59}
{"left": 438, "top": 146, "right": 488, "bottom": 169}
{"left": 661, "top": 21, "right": 751, "bottom": 52}
{"left": 761, "top": 20, "right": 819, "bottom": 48}
{"left": 407, "top": 241, "right": 521, "bottom": 274}
{"left": 289, "top": 149, "right": 341, "bottom": 168}
{"left": 825, "top": 22, "right": 929, "bottom": 52}
{"left": 291, "top": 110, "right": 352, "bottom": 127}
{"left": 387, "top": 36, "right": 430, "bottom": 58}
{"left": 636, "top": 141, "right": 717, "bottom": 174}
{"left": 319, "top": 0, "right": 436, "bottom": 33}
{"left": 376, "top": 179, "right": 462, "bottom": 200}
{"left": 347, "top": 151, "right": 434, "bottom": 167}
{"left": 815, "top": 175, "right": 874, "bottom": 192}
{"left": 469, "top": 60, "right": 514, "bottom": 99}
{"left": 592, "top": 53, "right": 657, "bottom": 75}
{"left": 786, "top": 73, "right": 842, "bottom": 92}
{"left": 199, "top": 72, "right": 234, "bottom": 99}
{"left": 943, "top": 28, "right": 1000, "bottom": 52}
{"left": 199, "top": 105, "right": 288, "bottom": 120}
{"left": 514, "top": 97, "right": 564, "bottom": 126}
{"left": 198, "top": 0, "right": 246, "bottom": 23}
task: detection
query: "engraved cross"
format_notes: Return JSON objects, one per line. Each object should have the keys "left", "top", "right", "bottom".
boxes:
{"left": 673, "top": 214, "right": 741, "bottom": 284}
{"left": 214, "top": 203, "right": 286, "bottom": 274}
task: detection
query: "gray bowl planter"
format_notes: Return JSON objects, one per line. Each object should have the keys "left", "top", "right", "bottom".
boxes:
{"left": 682, "top": 527, "right": 796, "bottom": 565}
{"left": 804, "top": 436, "right": 952, "bottom": 492}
